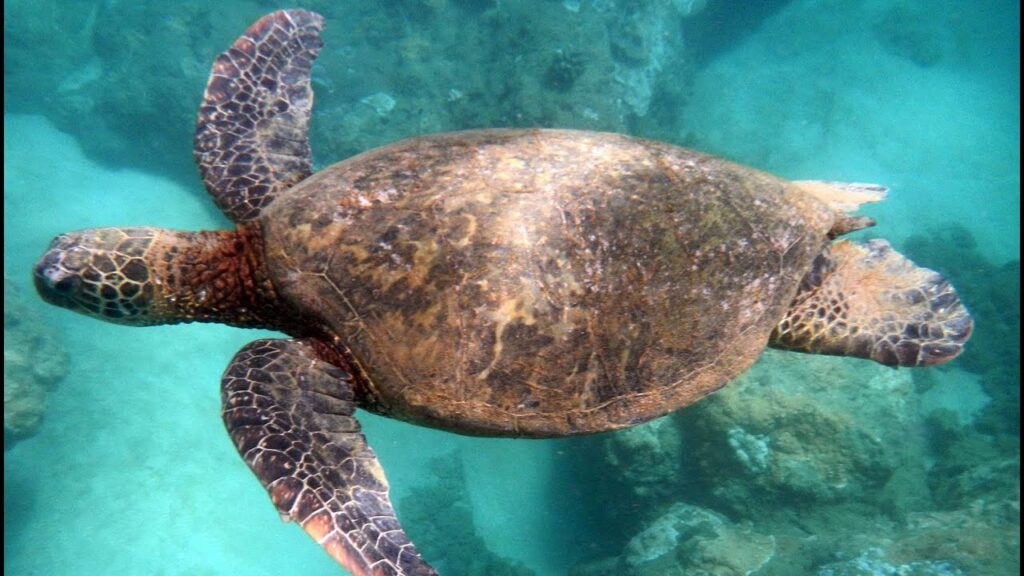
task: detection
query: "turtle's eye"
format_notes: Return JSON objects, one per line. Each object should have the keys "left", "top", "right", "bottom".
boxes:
{"left": 34, "top": 255, "right": 82, "bottom": 302}
{"left": 52, "top": 275, "right": 80, "bottom": 294}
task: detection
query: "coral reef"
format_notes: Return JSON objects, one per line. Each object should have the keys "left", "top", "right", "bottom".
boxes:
{"left": 4, "top": 0, "right": 706, "bottom": 183}
{"left": 575, "top": 346, "right": 1019, "bottom": 574}
{"left": 5, "top": 1, "right": 229, "bottom": 179}
{"left": 902, "top": 224, "right": 1021, "bottom": 439}
{"left": 816, "top": 547, "right": 964, "bottom": 576}
{"left": 602, "top": 415, "right": 682, "bottom": 501}
{"left": 572, "top": 501, "right": 775, "bottom": 576}
{"left": 681, "top": 351, "right": 926, "bottom": 510}
{"left": 623, "top": 502, "right": 775, "bottom": 576}
{"left": 4, "top": 279, "right": 68, "bottom": 449}
{"left": 400, "top": 452, "right": 536, "bottom": 576}
{"left": 726, "top": 427, "right": 770, "bottom": 474}
{"left": 543, "top": 50, "right": 587, "bottom": 93}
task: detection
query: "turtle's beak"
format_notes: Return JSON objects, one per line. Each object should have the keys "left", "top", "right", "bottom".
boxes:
{"left": 33, "top": 233, "right": 96, "bottom": 314}
{"left": 33, "top": 246, "right": 83, "bottom": 308}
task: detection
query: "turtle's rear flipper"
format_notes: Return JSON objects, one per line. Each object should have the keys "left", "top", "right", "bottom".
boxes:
{"left": 770, "top": 239, "right": 972, "bottom": 367}
{"left": 222, "top": 339, "right": 438, "bottom": 576}
{"left": 194, "top": 10, "right": 323, "bottom": 223}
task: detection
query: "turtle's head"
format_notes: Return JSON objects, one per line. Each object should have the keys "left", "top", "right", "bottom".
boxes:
{"left": 34, "top": 228, "right": 166, "bottom": 325}
{"left": 34, "top": 226, "right": 283, "bottom": 328}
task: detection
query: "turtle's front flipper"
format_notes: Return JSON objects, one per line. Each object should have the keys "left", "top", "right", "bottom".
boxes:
{"left": 222, "top": 339, "right": 438, "bottom": 576}
{"left": 194, "top": 10, "right": 323, "bottom": 223}
{"left": 770, "top": 239, "right": 972, "bottom": 367}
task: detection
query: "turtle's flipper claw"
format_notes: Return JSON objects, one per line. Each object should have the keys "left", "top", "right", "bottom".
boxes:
{"left": 222, "top": 339, "right": 438, "bottom": 576}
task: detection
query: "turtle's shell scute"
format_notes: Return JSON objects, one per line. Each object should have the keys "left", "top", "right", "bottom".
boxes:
{"left": 261, "top": 130, "right": 835, "bottom": 437}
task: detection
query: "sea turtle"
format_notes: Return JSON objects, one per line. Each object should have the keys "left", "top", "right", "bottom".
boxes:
{"left": 33, "top": 9, "right": 972, "bottom": 576}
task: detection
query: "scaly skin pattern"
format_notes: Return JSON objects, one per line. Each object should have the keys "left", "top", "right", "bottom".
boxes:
{"left": 194, "top": 10, "right": 323, "bottom": 222}
{"left": 260, "top": 129, "right": 838, "bottom": 437}
{"left": 222, "top": 339, "right": 437, "bottom": 576}
{"left": 34, "top": 225, "right": 292, "bottom": 330}
{"left": 770, "top": 239, "right": 973, "bottom": 366}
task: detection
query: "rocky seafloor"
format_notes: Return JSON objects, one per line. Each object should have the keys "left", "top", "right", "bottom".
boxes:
{"left": 4, "top": 278, "right": 68, "bottom": 450}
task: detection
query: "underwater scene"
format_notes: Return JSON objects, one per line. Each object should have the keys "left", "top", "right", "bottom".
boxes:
{"left": 4, "top": 0, "right": 1019, "bottom": 575}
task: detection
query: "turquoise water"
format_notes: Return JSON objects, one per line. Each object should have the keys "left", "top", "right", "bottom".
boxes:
{"left": 4, "top": 1, "right": 1018, "bottom": 575}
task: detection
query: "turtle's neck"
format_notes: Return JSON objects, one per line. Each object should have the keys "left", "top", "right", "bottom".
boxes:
{"left": 149, "top": 223, "right": 300, "bottom": 331}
